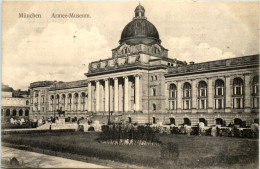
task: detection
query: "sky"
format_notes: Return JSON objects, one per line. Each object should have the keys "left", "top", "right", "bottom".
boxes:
{"left": 2, "top": 1, "right": 259, "bottom": 90}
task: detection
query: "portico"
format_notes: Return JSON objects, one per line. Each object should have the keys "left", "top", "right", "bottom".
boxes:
{"left": 87, "top": 73, "right": 142, "bottom": 114}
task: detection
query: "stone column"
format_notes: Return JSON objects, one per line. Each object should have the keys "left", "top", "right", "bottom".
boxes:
{"left": 177, "top": 81, "right": 182, "bottom": 113}
{"left": 114, "top": 78, "right": 119, "bottom": 112}
{"left": 105, "top": 79, "right": 109, "bottom": 112}
{"left": 191, "top": 80, "right": 197, "bottom": 113}
{"left": 88, "top": 82, "right": 92, "bottom": 112}
{"left": 38, "top": 91, "right": 41, "bottom": 112}
{"left": 244, "top": 74, "right": 251, "bottom": 113}
{"left": 208, "top": 78, "right": 213, "bottom": 113}
{"left": 78, "top": 94, "right": 80, "bottom": 112}
{"left": 135, "top": 75, "right": 140, "bottom": 111}
{"left": 124, "top": 76, "right": 129, "bottom": 112}
{"left": 225, "top": 76, "right": 232, "bottom": 113}
{"left": 96, "top": 80, "right": 100, "bottom": 112}
{"left": 119, "top": 80, "right": 123, "bottom": 111}
{"left": 65, "top": 93, "right": 68, "bottom": 111}
{"left": 71, "top": 93, "right": 74, "bottom": 112}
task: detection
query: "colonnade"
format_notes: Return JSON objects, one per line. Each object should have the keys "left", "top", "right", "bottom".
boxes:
{"left": 88, "top": 74, "right": 141, "bottom": 113}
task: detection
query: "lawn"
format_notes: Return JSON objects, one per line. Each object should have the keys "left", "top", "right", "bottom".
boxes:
{"left": 2, "top": 132, "right": 258, "bottom": 169}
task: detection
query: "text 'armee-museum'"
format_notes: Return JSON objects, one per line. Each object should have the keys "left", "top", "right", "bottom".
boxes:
{"left": 29, "top": 5, "right": 259, "bottom": 126}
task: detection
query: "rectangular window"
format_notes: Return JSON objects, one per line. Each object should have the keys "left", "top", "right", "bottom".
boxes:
{"left": 236, "top": 87, "right": 241, "bottom": 95}
{"left": 236, "top": 98, "right": 241, "bottom": 109}
{"left": 201, "top": 100, "right": 205, "bottom": 109}
{"left": 185, "top": 100, "right": 190, "bottom": 110}
{"left": 172, "top": 101, "right": 175, "bottom": 110}
{"left": 218, "top": 99, "right": 222, "bottom": 109}
{"left": 217, "top": 88, "right": 222, "bottom": 95}
{"left": 254, "top": 98, "right": 259, "bottom": 108}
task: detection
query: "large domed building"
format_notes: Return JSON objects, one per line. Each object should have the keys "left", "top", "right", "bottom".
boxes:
{"left": 120, "top": 4, "right": 161, "bottom": 45}
{"left": 27, "top": 4, "right": 259, "bottom": 128}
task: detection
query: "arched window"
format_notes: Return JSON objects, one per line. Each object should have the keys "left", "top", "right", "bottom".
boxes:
{"left": 74, "top": 93, "right": 79, "bottom": 111}
{"left": 152, "top": 104, "right": 156, "bottom": 111}
{"left": 6, "top": 109, "right": 10, "bottom": 116}
{"left": 216, "top": 118, "right": 225, "bottom": 126}
{"left": 233, "top": 78, "right": 243, "bottom": 95}
{"left": 233, "top": 77, "right": 244, "bottom": 109}
{"left": 12, "top": 109, "right": 17, "bottom": 116}
{"left": 215, "top": 79, "right": 225, "bottom": 109}
{"left": 25, "top": 109, "right": 29, "bottom": 116}
{"left": 234, "top": 118, "right": 242, "bottom": 126}
{"left": 252, "top": 76, "right": 259, "bottom": 109}
{"left": 152, "top": 117, "right": 156, "bottom": 124}
{"left": 62, "top": 94, "right": 66, "bottom": 104}
{"left": 68, "top": 94, "right": 72, "bottom": 111}
{"left": 26, "top": 100, "right": 29, "bottom": 105}
{"left": 183, "top": 82, "right": 191, "bottom": 98}
{"left": 169, "top": 84, "right": 177, "bottom": 98}
{"left": 81, "top": 92, "right": 86, "bottom": 111}
{"left": 50, "top": 95, "right": 54, "bottom": 104}
{"left": 215, "top": 79, "right": 224, "bottom": 96}
{"left": 74, "top": 93, "right": 79, "bottom": 104}
{"left": 56, "top": 94, "right": 60, "bottom": 104}
{"left": 169, "top": 118, "right": 175, "bottom": 125}
{"left": 198, "top": 81, "right": 207, "bottom": 97}
{"left": 183, "top": 82, "right": 192, "bottom": 110}
{"left": 169, "top": 84, "right": 177, "bottom": 110}
{"left": 19, "top": 109, "right": 23, "bottom": 116}
{"left": 128, "top": 117, "right": 132, "bottom": 123}
{"left": 199, "top": 118, "right": 207, "bottom": 126}
{"left": 184, "top": 118, "right": 191, "bottom": 126}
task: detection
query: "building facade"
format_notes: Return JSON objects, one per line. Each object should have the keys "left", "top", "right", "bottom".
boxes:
{"left": 1, "top": 84, "right": 30, "bottom": 123}
{"left": 29, "top": 5, "right": 259, "bottom": 126}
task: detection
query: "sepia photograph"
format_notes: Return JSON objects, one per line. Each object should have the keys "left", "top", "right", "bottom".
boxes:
{"left": 1, "top": 1, "right": 259, "bottom": 168}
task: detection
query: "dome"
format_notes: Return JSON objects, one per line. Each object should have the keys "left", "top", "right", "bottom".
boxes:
{"left": 119, "top": 5, "right": 161, "bottom": 45}
{"left": 135, "top": 4, "right": 145, "bottom": 12}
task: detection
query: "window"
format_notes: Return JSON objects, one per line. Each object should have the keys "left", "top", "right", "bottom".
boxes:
{"left": 201, "top": 100, "right": 205, "bottom": 109}
{"left": 169, "top": 100, "right": 176, "bottom": 110}
{"left": 233, "top": 98, "right": 243, "bottom": 109}
{"left": 25, "top": 109, "right": 29, "bottom": 116}
{"left": 252, "top": 76, "right": 259, "bottom": 108}
{"left": 6, "top": 109, "right": 10, "bottom": 116}
{"left": 151, "top": 88, "right": 156, "bottom": 96}
{"left": 152, "top": 117, "right": 156, "bottom": 124}
{"left": 184, "top": 100, "right": 190, "bottom": 110}
{"left": 183, "top": 83, "right": 191, "bottom": 98}
{"left": 198, "top": 81, "right": 207, "bottom": 97}
{"left": 215, "top": 80, "right": 224, "bottom": 96}
{"left": 12, "top": 109, "right": 17, "bottom": 116}
{"left": 19, "top": 109, "right": 23, "bottom": 116}
{"left": 233, "top": 78, "right": 243, "bottom": 95}
{"left": 198, "top": 81, "right": 208, "bottom": 109}
{"left": 232, "top": 78, "right": 244, "bottom": 109}
{"left": 26, "top": 100, "right": 29, "bottom": 105}
{"left": 152, "top": 104, "right": 156, "bottom": 111}
{"left": 169, "top": 84, "right": 177, "bottom": 98}
{"left": 169, "top": 118, "right": 175, "bottom": 125}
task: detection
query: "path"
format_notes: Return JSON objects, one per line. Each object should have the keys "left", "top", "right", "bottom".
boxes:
{"left": 1, "top": 146, "right": 110, "bottom": 168}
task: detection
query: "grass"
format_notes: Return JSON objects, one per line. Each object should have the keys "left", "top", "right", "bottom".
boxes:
{"left": 2, "top": 132, "right": 258, "bottom": 169}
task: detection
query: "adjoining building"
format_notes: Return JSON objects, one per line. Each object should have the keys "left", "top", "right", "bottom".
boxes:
{"left": 1, "top": 84, "right": 30, "bottom": 123}
{"left": 29, "top": 5, "right": 259, "bottom": 126}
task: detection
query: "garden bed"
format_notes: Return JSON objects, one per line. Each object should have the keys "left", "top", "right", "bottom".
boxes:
{"left": 2, "top": 132, "right": 258, "bottom": 169}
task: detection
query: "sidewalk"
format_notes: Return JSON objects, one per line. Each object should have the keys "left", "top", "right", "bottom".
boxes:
{"left": 1, "top": 146, "right": 109, "bottom": 168}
